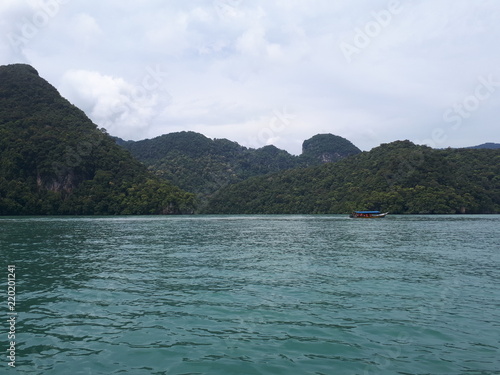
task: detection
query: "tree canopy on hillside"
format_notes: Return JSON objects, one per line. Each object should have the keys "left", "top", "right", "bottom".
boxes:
{"left": 118, "top": 132, "right": 361, "bottom": 204}
{"left": 204, "top": 141, "right": 500, "bottom": 214}
{"left": 0, "top": 64, "right": 195, "bottom": 215}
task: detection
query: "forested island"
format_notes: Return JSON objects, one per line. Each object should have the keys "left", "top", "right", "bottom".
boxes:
{"left": 1, "top": 63, "right": 499, "bottom": 215}
{"left": 0, "top": 64, "right": 195, "bottom": 215}
{"left": 204, "top": 141, "right": 500, "bottom": 214}
{"left": 115, "top": 132, "right": 361, "bottom": 203}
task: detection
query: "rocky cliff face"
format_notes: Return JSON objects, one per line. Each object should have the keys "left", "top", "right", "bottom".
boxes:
{"left": 36, "top": 171, "right": 81, "bottom": 193}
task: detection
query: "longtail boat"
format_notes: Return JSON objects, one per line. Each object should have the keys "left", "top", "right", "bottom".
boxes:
{"left": 349, "top": 211, "right": 388, "bottom": 218}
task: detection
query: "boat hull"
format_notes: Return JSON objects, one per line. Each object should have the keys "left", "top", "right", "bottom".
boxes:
{"left": 349, "top": 212, "right": 388, "bottom": 218}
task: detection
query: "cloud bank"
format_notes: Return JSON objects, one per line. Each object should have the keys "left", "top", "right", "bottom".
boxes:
{"left": 1, "top": 0, "right": 500, "bottom": 153}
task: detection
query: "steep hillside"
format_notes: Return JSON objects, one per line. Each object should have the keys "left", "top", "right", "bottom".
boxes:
{"left": 0, "top": 64, "right": 195, "bottom": 215}
{"left": 117, "top": 132, "right": 361, "bottom": 202}
{"left": 204, "top": 141, "right": 500, "bottom": 214}
{"left": 467, "top": 143, "right": 500, "bottom": 149}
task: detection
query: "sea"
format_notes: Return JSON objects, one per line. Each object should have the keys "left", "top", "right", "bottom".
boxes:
{"left": 1, "top": 215, "right": 499, "bottom": 375}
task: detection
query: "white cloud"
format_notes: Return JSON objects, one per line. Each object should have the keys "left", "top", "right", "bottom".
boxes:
{"left": 59, "top": 69, "right": 168, "bottom": 140}
{"left": 1, "top": 0, "right": 500, "bottom": 151}
{"left": 67, "top": 13, "right": 102, "bottom": 48}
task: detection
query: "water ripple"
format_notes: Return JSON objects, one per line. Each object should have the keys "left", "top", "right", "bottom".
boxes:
{"left": 2, "top": 215, "right": 500, "bottom": 374}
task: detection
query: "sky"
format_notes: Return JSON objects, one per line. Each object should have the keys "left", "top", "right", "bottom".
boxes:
{"left": 1, "top": 0, "right": 500, "bottom": 154}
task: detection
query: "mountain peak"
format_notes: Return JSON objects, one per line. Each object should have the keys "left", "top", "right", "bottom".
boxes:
{"left": 301, "top": 133, "right": 361, "bottom": 163}
{"left": 0, "top": 63, "right": 39, "bottom": 75}
{"left": 0, "top": 63, "right": 75, "bottom": 125}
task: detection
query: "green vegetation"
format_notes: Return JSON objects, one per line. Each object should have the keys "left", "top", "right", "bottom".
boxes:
{"left": 204, "top": 141, "right": 500, "bottom": 214}
{"left": 0, "top": 64, "right": 196, "bottom": 215}
{"left": 301, "top": 133, "right": 361, "bottom": 163}
{"left": 2, "top": 63, "right": 498, "bottom": 216}
{"left": 117, "top": 132, "right": 361, "bottom": 207}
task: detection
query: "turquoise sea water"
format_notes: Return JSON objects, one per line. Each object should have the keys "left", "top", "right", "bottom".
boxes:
{"left": 1, "top": 215, "right": 499, "bottom": 374}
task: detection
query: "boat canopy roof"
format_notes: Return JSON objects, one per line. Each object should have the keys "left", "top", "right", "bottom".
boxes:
{"left": 354, "top": 211, "right": 381, "bottom": 214}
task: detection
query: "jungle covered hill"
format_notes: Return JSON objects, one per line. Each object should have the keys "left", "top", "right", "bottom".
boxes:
{"left": 0, "top": 63, "right": 195, "bottom": 215}
{"left": 203, "top": 141, "right": 500, "bottom": 214}
{"left": 1, "top": 63, "right": 499, "bottom": 216}
{"left": 115, "top": 132, "right": 361, "bottom": 202}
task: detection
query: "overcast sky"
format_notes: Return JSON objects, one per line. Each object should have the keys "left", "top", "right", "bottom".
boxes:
{"left": 1, "top": 0, "right": 500, "bottom": 153}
